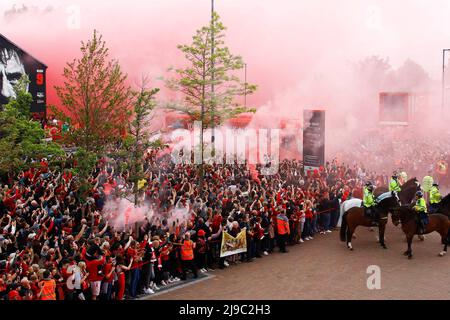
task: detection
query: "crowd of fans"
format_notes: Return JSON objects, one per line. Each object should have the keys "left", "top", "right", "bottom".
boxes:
{"left": 0, "top": 146, "right": 383, "bottom": 301}
{"left": 3, "top": 123, "right": 449, "bottom": 301}
{"left": 339, "top": 126, "right": 450, "bottom": 186}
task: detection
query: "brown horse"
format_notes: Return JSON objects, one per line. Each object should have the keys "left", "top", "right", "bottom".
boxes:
{"left": 340, "top": 192, "right": 400, "bottom": 250}
{"left": 391, "top": 206, "right": 450, "bottom": 259}
{"left": 374, "top": 178, "right": 420, "bottom": 205}
{"left": 434, "top": 193, "right": 450, "bottom": 219}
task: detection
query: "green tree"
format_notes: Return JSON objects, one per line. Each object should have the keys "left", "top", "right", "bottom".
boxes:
{"left": 73, "top": 147, "right": 97, "bottom": 202}
{"left": 0, "top": 75, "right": 63, "bottom": 177}
{"left": 128, "top": 78, "right": 160, "bottom": 205}
{"left": 55, "top": 30, "right": 132, "bottom": 154}
{"left": 166, "top": 12, "right": 257, "bottom": 128}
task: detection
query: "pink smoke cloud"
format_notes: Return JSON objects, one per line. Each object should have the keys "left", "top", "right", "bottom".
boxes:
{"left": 2, "top": 0, "right": 450, "bottom": 160}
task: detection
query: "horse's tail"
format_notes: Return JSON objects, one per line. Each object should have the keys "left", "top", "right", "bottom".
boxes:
{"left": 340, "top": 213, "right": 348, "bottom": 242}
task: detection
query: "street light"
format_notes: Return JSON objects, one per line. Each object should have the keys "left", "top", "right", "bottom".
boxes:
{"left": 442, "top": 49, "right": 450, "bottom": 114}
{"left": 210, "top": 0, "right": 215, "bottom": 147}
{"left": 244, "top": 63, "right": 247, "bottom": 108}
{"left": 199, "top": 0, "right": 215, "bottom": 196}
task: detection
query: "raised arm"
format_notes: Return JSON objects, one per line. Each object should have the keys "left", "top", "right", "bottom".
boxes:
{"left": 98, "top": 220, "right": 109, "bottom": 237}
{"left": 121, "top": 258, "right": 134, "bottom": 271}
{"left": 74, "top": 224, "right": 87, "bottom": 242}
{"left": 124, "top": 236, "right": 133, "bottom": 251}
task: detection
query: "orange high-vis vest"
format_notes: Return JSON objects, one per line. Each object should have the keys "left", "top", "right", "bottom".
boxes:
{"left": 40, "top": 279, "right": 56, "bottom": 300}
{"left": 181, "top": 240, "right": 194, "bottom": 261}
{"left": 277, "top": 216, "right": 290, "bottom": 235}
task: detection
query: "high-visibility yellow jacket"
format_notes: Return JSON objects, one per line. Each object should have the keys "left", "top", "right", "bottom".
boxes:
{"left": 363, "top": 187, "right": 375, "bottom": 207}
{"left": 414, "top": 198, "right": 427, "bottom": 213}
{"left": 389, "top": 179, "right": 401, "bottom": 192}
{"left": 430, "top": 186, "right": 442, "bottom": 204}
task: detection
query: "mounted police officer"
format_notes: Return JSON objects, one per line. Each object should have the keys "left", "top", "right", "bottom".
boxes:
{"left": 389, "top": 173, "right": 401, "bottom": 193}
{"left": 429, "top": 183, "right": 442, "bottom": 214}
{"left": 414, "top": 191, "right": 428, "bottom": 234}
{"left": 363, "top": 182, "right": 378, "bottom": 225}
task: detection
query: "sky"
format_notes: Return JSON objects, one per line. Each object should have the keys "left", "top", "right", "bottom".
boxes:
{"left": 2, "top": 0, "right": 450, "bottom": 139}
{"left": 2, "top": 1, "right": 450, "bottom": 98}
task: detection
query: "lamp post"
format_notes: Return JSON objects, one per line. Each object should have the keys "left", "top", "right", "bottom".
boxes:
{"left": 199, "top": 0, "right": 215, "bottom": 196}
{"left": 442, "top": 49, "right": 450, "bottom": 115}
{"left": 210, "top": 0, "right": 215, "bottom": 149}
{"left": 244, "top": 63, "right": 247, "bottom": 108}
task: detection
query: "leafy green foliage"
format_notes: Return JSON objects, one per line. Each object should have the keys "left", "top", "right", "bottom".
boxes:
{"left": 73, "top": 147, "right": 97, "bottom": 201}
{"left": 0, "top": 75, "right": 63, "bottom": 176}
{"left": 55, "top": 30, "right": 133, "bottom": 154}
{"left": 126, "top": 79, "right": 160, "bottom": 204}
{"left": 166, "top": 12, "right": 257, "bottom": 128}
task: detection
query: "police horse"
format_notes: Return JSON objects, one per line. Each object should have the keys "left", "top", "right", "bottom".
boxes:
{"left": 338, "top": 178, "right": 419, "bottom": 229}
{"left": 391, "top": 206, "right": 450, "bottom": 259}
{"left": 432, "top": 193, "right": 450, "bottom": 219}
{"left": 340, "top": 191, "right": 400, "bottom": 250}
{"left": 374, "top": 177, "right": 420, "bottom": 206}
{"left": 338, "top": 178, "right": 420, "bottom": 227}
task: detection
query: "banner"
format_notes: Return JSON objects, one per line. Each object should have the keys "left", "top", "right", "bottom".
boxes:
{"left": 303, "top": 110, "right": 325, "bottom": 174}
{"left": 0, "top": 34, "right": 47, "bottom": 118}
{"left": 379, "top": 92, "right": 409, "bottom": 125}
{"left": 220, "top": 228, "right": 247, "bottom": 258}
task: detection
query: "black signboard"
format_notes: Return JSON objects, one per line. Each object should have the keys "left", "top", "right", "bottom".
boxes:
{"left": 0, "top": 34, "right": 47, "bottom": 118}
{"left": 303, "top": 110, "right": 325, "bottom": 173}
{"left": 379, "top": 92, "right": 409, "bottom": 125}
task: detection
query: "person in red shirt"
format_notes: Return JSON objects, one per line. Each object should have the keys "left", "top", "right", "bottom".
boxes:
{"left": 29, "top": 274, "right": 40, "bottom": 300}
{"left": 60, "top": 259, "right": 73, "bottom": 299}
{"left": 101, "top": 256, "right": 114, "bottom": 300}
{"left": 211, "top": 212, "right": 222, "bottom": 234}
{"left": 7, "top": 284, "right": 22, "bottom": 300}
{"left": 85, "top": 254, "right": 105, "bottom": 300}
{"left": 302, "top": 200, "right": 314, "bottom": 241}
{"left": 115, "top": 256, "right": 133, "bottom": 300}
{"left": 195, "top": 230, "right": 208, "bottom": 272}
{"left": 127, "top": 240, "right": 143, "bottom": 298}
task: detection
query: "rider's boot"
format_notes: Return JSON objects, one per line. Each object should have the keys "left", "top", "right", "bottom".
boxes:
{"left": 372, "top": 210, "right": 379, "bottom": 227}
{"left": 418, "top": 220, "right": 424, "bottom": 235}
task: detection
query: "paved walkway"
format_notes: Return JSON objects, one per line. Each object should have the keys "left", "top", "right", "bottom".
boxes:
{"left": 146, "top": 224, "right": 450, "bottom": 300}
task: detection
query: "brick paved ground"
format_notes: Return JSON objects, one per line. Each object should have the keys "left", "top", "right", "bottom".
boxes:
{"left": 147, "top": 223, "right": 450, "bottom": 300}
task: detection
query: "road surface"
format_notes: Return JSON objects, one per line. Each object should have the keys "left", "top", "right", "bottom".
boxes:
{"left": 147, "top": 224, "right": 450, "bottom": 300}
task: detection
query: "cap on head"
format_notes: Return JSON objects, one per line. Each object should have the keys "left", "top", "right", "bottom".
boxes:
{"left": 197, "top": 230, "right": 206, "bottom": 237}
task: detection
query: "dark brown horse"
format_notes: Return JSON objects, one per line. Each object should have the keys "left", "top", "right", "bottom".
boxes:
{"left": 340, "top": 191, "right": 400, "bottom": 250}
{"left": 374, "top": 178, "right": 420, "bottom": 205}
{"left": 434, "top": 193, "right": 450, "bottom": 219}
{"left": 391, "top": 206, "right": 450, "bottom": 259}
